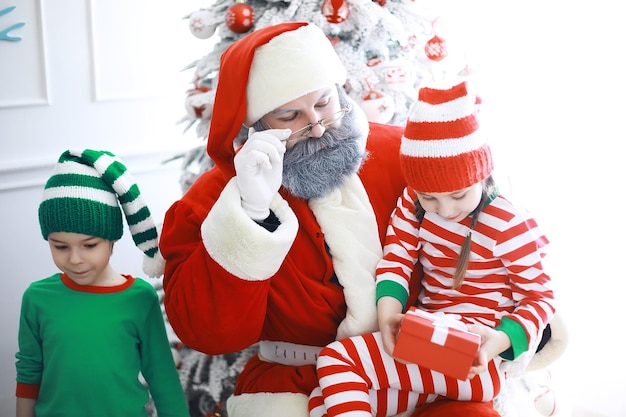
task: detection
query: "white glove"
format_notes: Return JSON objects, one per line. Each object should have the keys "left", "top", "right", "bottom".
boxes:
{"left": 234, "top": 128, "right": 290, "bottom": 220}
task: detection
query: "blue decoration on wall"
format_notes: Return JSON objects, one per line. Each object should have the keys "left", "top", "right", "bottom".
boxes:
{"left": 0, "top": 5, "right": 25, "bottom": 42}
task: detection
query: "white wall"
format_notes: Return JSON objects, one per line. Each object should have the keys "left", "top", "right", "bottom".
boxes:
{"left": 442, "top": 2, "right": 626, "bottom": 416}
{"left": 0, "top": 0, "right": 207, "bottom": 415}
{"left": 1, "top": 1, "right": 625, "bottom": 417}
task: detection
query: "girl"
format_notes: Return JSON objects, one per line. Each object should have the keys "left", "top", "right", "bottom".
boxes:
{"left": 308, "top": 81, "right": 556, "bottom": 417}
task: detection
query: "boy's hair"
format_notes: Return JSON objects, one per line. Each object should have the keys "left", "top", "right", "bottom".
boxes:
{"left": 39, "top": 149, "right": 164, "bottom": 277}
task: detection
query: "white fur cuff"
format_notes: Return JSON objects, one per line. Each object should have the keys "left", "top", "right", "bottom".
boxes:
{"left": 201, "top": 178, "right": 298, "bottom": 281}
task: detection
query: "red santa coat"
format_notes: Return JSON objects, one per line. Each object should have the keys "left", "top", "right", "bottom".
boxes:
{"left": 160, "top": 122, "right": 424, "bottom": 413}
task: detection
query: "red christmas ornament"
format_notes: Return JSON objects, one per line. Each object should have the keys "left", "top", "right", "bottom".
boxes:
{"left": 321, "top": 0, "right": 349, "bottom": 24}
{"left": 205, "top": 402, "right": 223, "bottom": 417}
{"left": 360, "top": 90, "right": 395, "bottom": 123}
{"left": 366, "top": 57, "right": 383, "bottom": 67}
{"left": 425, "top": 34, "right": 447, "bottom": 62}
{"left": 185, "top": 85, "right": 213, "bottom": 119}
{"left": 327, "top": 35, "right": 341, "bottom": 46}
{"left": 225, "top": 2, "right": 255, "bottom": 33}
{"left": 405, "top": 34, "right": 417, "bottom": 50}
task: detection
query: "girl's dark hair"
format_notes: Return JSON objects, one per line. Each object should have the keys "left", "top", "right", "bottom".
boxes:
{"left": 415, "top": 175, "right": 498, "bottom": 288}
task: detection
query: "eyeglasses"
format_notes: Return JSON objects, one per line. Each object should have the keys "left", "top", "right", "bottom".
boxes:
{"left": 281, "top": 106, "right": 351, "bottom": 143}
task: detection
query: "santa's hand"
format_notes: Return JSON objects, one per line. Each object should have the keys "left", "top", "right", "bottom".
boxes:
{"left": 234, "top": 129, "right": 290, "bottom": 220}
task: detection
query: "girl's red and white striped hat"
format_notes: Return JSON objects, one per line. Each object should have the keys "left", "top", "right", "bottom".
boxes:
{"left": 400, "top": 80, "right": 493, "bottom": 193}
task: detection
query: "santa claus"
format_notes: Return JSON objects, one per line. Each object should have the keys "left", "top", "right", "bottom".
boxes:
{"left": 159, "top": 21, "right": 501, "bottom": 417}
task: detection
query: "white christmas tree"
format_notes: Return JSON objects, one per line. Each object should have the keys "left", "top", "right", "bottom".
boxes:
{"left": 177, "top": 0, "right": 469, "bottom": 191}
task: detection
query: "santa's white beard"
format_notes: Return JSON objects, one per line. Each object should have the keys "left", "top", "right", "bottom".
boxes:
{"left": 281, "top": 110, "right": 367, "bottom": 200}
{"left": 246, "top": 87, "right": 369, "bottom": 200}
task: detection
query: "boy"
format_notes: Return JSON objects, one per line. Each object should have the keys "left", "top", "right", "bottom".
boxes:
{"left": 15, "top": 149, "right": 190, "bottom": 417}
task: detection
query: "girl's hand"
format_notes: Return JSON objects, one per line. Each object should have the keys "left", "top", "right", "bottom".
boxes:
{"left": 377, "top": 297, "right": 404, "bottom": 357}
{"left": 379, "top": 312, "right": 404, "bottom": 357}
{"left": 466, "top": 323, "right": 511, "bottom": 379}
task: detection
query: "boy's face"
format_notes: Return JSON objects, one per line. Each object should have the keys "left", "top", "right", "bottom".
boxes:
{"left": 47, "top": 232, "right": 114, "bottom": 286}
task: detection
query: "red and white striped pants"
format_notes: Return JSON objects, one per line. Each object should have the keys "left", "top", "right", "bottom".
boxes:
{"left": 308, "top": 332, "right": 503, "bottom": 417}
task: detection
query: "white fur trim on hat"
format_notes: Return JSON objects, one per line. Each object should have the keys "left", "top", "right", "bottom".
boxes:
{"left": 245, "top": 24, "right": 347, "bottom": 125}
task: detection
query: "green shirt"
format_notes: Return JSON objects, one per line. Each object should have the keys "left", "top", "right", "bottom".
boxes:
{"left": 16, "top": 273, "right": 190, "bottom": 417}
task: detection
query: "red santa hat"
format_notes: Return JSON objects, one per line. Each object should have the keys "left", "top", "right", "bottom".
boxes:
{"left": 400, "top": 80, "right": 493, "bottom": 193}
{"left": 207, "top": 22, "right": 347, "bottom": 176}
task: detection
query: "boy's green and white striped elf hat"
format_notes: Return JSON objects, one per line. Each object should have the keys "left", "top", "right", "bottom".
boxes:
{"left": 39, "top": 149, "right": 165, "bottom": 277}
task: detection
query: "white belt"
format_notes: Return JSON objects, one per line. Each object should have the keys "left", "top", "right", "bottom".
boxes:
{"left": 258, "top": 340, "right": 323, "bottom": 366}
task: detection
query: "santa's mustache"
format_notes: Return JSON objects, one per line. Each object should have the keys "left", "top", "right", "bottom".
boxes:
{"left": 280, "top": 108, "right": 367, "bottom": 200}
{"left": 284, "top": 126, "right": 347, "bottom": 158}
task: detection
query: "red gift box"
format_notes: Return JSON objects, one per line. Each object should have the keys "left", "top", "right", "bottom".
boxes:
{"left": 393, "top": 307, "right": 481, "bottom": 380}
